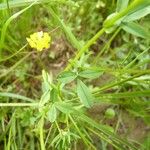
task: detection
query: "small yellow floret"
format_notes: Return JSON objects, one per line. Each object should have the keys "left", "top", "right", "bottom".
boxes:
{"left": 26, "top": 31, "right": 51, "bottom": 51}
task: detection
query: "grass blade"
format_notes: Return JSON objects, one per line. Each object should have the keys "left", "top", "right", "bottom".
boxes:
{"left": 121, "top": 22, "right": 150, "bottom": 39}
{"left": 0, "top": 92, "right": 35, "bottom": 102}
{"left": 0, "top": 1, "right": 36, "bottom": 56}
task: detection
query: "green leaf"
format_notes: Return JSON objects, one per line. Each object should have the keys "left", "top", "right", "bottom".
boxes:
{"left": 123, "top": 5, "right": 150, "bottom": 22}
{"left": 0, "top": 92, "right": 34, "bottom": 102}
{"left": 79, "top": 69, "right": 103, "bottom": 79}
{"left": 103, "top": 0, "right": 150, "bottom": 28}
{"left": 78, "top": 113, "right": 137, "bottom": 150}
{"left": 0, "top": 0, "right": 39, "bottom": 10}
{"left": 48, "top": 7, "right": 82, "bottom": 50}
{"left": 77, "top": 80, "right": 94, "bottom": 108}
{"left": 47, "top": 104, "right": 57, "bottom": 123}
{"left": 0, "top": 1, "right": 36, "bottom": 53}
{"left": 55, "top": 102, "right": 75, "bottom": 114}
{"left": 50, "top": 88, "right": 58, "bottom": 102}
{"left": 57, "top": 71, "right": 77, "bottom": 84}
{"left": 42, "top": 70, "right": 53, "bottom": 84}
{"left": 42, "top": 70, "right": 52, "bottom": 92}
{"left": 141, "top": 135, "right": 150, "bottom": 150}
{"left": 121, "top": 22, "right": 150, "bottom": 39}
{"left": 116, "top": 0, "right": 129, "bottom": 12}
{"left": 96, "top": 90, "right": 150, "bottom": 99}
{"left": 128, "top": 0, "right": 150, "bottom": 15}
{"left": 0, "top": 0, "right": 75, "bottom": 10}
{"left": 40, "top": 90, "right": 50, "bottom": 105}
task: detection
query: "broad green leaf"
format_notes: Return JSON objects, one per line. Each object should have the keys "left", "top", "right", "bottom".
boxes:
{"left": 50, "top": 88, "right": 58, "bottom": 102}
{"left": 55, "top": 102, "right": 75, "bottom": 114}
{"left": 121, "top": 22, "right": 150, "bottom": 39}
{"left": 79, "top": 69, "right": 103, "bottom": 79}
{"left": 129, "top": 0, "right": 150, "bottom": 15}
{"left": 123, "top": 5, "right": 150, "bottom": 22}
{"left": 42, "top": 70, "right": 52, "bottom": 92}
{"left": 42, "top": 70, "right": 53, "bottom": 83}
{"left": 47, "top": 104, "right": 57, "bottom": 123}
{"left": 40, "top": 90, "right": 50, "bottom": 105}
{"left": 57, "top": 71, "right": 77, "bottom": 84}
{"left": 77, "top": 80, "right": 93, "bottom": 108}
{"left": 116, "top": 0, "right": 129, "bottom": 12}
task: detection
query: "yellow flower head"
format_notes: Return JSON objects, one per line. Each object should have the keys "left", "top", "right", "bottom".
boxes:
{"left": 26, "top": 31, "right": 51, "bottom": 51}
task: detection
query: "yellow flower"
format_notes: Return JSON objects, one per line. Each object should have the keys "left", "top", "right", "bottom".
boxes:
{"left": 26, "top": 31, "right": 51, "bottom": 51}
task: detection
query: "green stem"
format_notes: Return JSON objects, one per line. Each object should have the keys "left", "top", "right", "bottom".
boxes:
{"left": 103, "top": 0, "right": 149, "bottom": 28}
{"left": 93, "top": 27, "right": 121, "bottom": 64}
{"left": 6, "top": 126, "right": 12, "bottom": 150}
{"left": 70, "top": 70, "right": 150, "bottom": 102}
{"left": 69, "top": 115, "right": 96, "bottom": 150}
{"left": 48, "top": 7, "right": 81, "bottom": 50}
{"left": 87, "top": 127, "right": 121, "bottom": 150}
{"left": 44, "top": 124, "right": 53, "bottom": 146}
{"left": 40, "top": 116, "right": 45, "bottom": 150}
{"left": 55, "top": 121, "right": 61, "bottom": 133}
{"left": 124, "top": 47, "right": 150, "bottom": 69}
{"left": 0, "top": 52, "right": 32, "bottom": 79}
{"left": 48, "top": 7, "right": 105, "bottom": 72}
{"left": 65, "top": 28, "right": 105, "bottom": 71}
{"left": 0, "top": 44, "right": 27, "bottom": 62}
{"left": 94, "top": 71, "right": 150, "bottom": 93}
{"left": 95, "top": 90, "right": 150, "bottom": 99}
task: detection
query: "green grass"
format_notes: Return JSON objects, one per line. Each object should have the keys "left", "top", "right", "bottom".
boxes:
{"left": 0, "top": 0, "right": 150, "bottom": 149}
